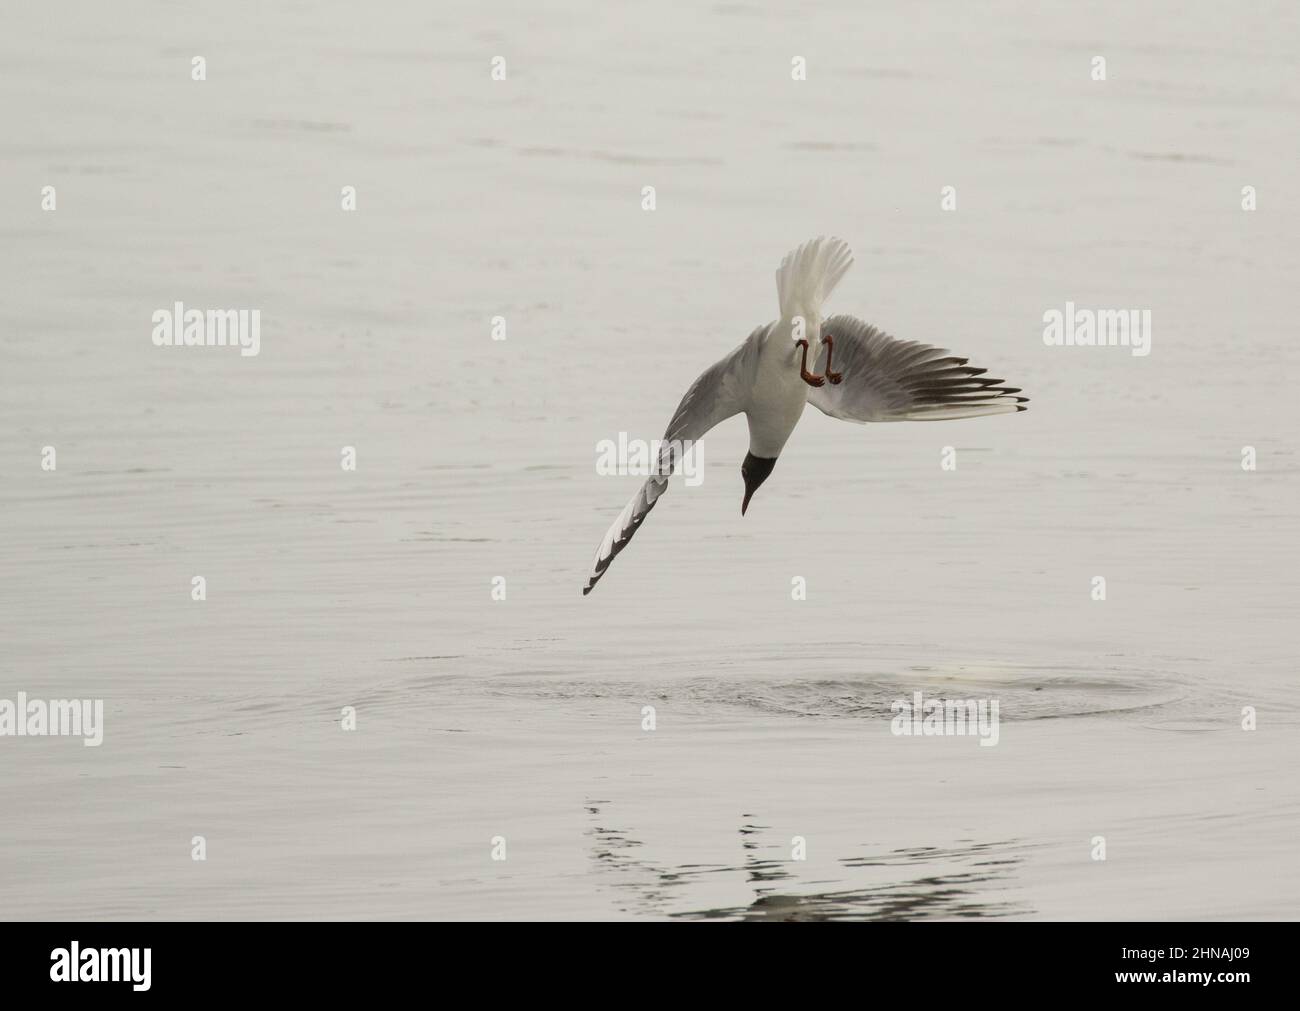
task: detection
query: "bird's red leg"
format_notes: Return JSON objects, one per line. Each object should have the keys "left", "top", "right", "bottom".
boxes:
{"left": 822, "top": 335, "right": 843, "bottom": 385}
{"left": 796, "top": 339, "right": 825, "bottom": 388}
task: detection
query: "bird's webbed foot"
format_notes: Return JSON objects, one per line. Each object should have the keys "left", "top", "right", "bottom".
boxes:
{"left": 821, "top": 335, "right": 843, "bottom": 385}
{"left": 796, "top": 339, "right": 826, "bottom": 387}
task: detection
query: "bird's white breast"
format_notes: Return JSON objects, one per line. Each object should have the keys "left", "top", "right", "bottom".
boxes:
{"left": 745, "top": 321, "right": 812, "bottom": 458}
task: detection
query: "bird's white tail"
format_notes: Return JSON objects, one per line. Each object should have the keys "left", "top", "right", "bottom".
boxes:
{"left": 774, "top": 236, "right": 854, "bottom": 323}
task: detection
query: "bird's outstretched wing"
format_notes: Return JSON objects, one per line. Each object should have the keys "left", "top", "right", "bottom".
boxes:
{"left": 810, "top": 314, "right": 1028, "bottom": 421}
{"left": 582, "top": 334, "right": 756, "bottom": 595}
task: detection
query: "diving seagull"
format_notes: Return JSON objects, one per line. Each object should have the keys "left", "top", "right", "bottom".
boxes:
{"left": 582, "top": 237, "right": 1027, "bottom": 595}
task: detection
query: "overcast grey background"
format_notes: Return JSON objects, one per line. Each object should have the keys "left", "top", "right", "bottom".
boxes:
{"left": 2, "top": 1, "right": 1298, "bottom": 919}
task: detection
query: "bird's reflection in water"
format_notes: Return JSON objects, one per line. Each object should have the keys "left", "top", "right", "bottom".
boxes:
{"left": 585, "top": 803, "right": 1032, "bottom": 921}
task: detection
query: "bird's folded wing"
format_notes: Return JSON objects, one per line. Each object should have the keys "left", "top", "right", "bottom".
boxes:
{"left": 810, "top": 314, "right": 1028, "bottom": 422}
{"left": 582, "top": 336, "right": 755, "bottom": 595}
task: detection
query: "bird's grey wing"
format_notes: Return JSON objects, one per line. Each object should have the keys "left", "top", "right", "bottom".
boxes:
{"left": 582, "top": 335, "right": 756, "bottom": 596}
{"left": 808, "top": 314, "right": 1029, "bottom": 421}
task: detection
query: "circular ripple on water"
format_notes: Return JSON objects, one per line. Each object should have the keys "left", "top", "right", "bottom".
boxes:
{"left": 480, "top": 662, "right": 1209, "bottom": 725}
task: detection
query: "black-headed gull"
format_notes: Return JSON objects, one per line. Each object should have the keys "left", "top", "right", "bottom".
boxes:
{"left": 582, "top": 237, "right": 1027, "bottom": 595}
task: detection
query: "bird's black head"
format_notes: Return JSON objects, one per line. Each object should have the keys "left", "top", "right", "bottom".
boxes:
{"left": 740, "top": 452, "right": 777, "bottom": 515}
